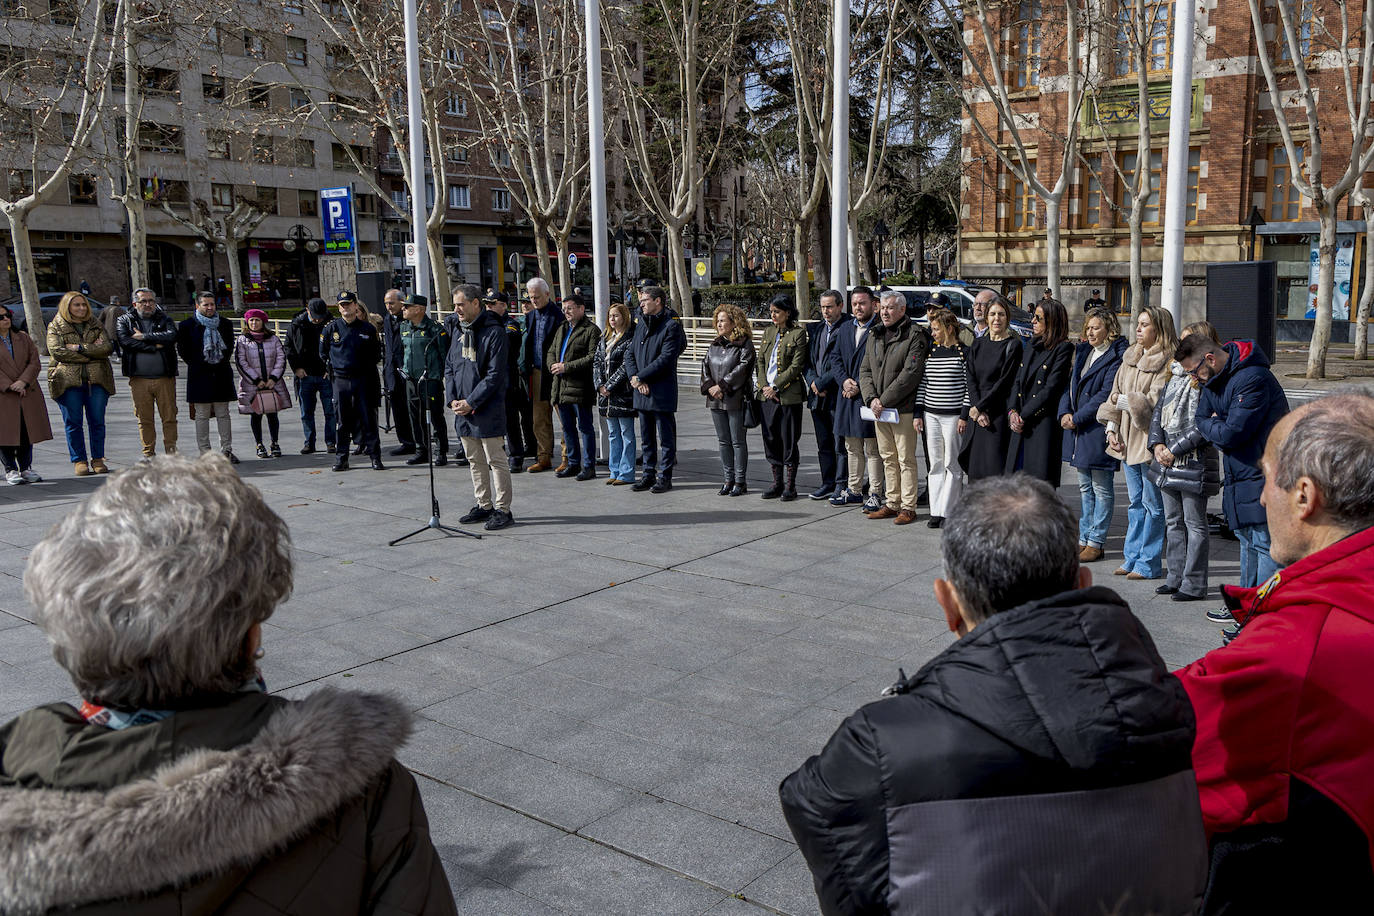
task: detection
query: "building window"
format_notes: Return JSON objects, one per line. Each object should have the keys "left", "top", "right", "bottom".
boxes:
{"left": 243, "top": 32, "right": 266, "bottom": 60}
{"left": 492, "top": 188, "right": 511, "bottom": 211}
{"left": 200, "top": 23, "right": 221, "bottom": 51}
{"left": 449, "top": 184, "right": 470, "bottom": 208}
{"left": 202, "top": 74, "right": 225, "bottom": 103}
{"left": 1011, "top": 0, "right": 1041, "bottom": 90}
{"left": 8, "top": 169, "right": 33, "bottom": 199}
{"left": 157, "top": 179, "right": 190, "bottom": 210}
{"left": 284, "top": 0, "right": 303, "bottom": 12}
{"left": 137, "top": 122, "right": 184, "bottom": 155}
{"left": 1117, "top": 149, "right": 1162, "bottom": 226}
{"left": 207, "top": 129, "right": 232, "bottom": 159}
{"left": 1269, "top": 145, "right": 1304, "bottom": 221}
{"left": 1185, "top": 147, "right": 1201, "bottom": 225}
{"left": 244, "top": 82, "right": 272, "bottom": 110}
{"left": 49, "top": 0, "right": 77, "bottom": 25}
{"left": 1278, "top": 0, "right": 1315, "bottom": 62}
{"left": 445, "top": 94, "right": 466, "bottom": 116}
{"left": 326, "top": 44, "right": 352, "bottom": 71}
{"left": 1114, "top": 0, "right": 1171, "bottom": 77}
{"left": 446, "top": 144, "right": 468, "bottom": 164}
{"left": 251, "top": 134, "right": 274, "bottom": 164}
{"left": 356, "top": 193, "right": 378, "bottom": 218}
{"left": 1010, "top": 163, "right": 1035, "bottom": 230}
{"left": 68, "top": 174, "right": 97, "bottom": 205}
{"left": 490, "top": 147, "right": 511, "bottom": 168}
{"left": 253, "top": 186, "right": 278, "bottom": 215}
{"left": 286, "top": 37, "right": 307, "bottom": 67}
{"left": 292, "top": 139, "right": 315, "bottom": 168}
{"left": 298, "top": 189, "right": 318, "bottom": 217}
{"left": 140, "top": 66, "right": 180, "bottom": 97}
{"left": 390, "top": 189, "right": 409, "bottom": 213}
{"left": 290, "top": 89, "right": 311, "bottom": 110}
{"left": 425, "top": 179, "right": 435, "bottom": 208}
{"left": 211, "top": 183, "right": 235, "bottom": 211}
{"left": 1081, "top": 163, "right": 1103, "bottom": 229}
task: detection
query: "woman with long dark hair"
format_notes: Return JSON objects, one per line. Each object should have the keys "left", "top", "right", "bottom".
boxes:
{"left": 1005, "top": 297, "right": 1074, "bottom": 487}
{"left": 1059, "top": 307, "right": 1127, "bottom": 562}
{"left": 962, "top": 297, "right": 1021, "bottom": 481}
{"left": 755, "top": 294, "right": 809, "bottom": 500}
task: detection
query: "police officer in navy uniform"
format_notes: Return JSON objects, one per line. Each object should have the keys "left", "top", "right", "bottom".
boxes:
{"left": 320, "top": 290, "right": 385, "bottom": 471}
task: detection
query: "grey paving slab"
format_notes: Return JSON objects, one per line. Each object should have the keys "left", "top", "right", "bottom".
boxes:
{"left": 0, "top": 380, "right": 1229, "bottom": 915}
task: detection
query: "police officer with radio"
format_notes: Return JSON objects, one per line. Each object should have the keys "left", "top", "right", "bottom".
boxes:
{"left": 320, "top": 290, "right": 385, "bottom": 471}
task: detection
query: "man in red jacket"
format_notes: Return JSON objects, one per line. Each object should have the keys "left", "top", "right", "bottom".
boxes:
{"left": 1177, "top": 388, "right": 1374, "bottom": 913}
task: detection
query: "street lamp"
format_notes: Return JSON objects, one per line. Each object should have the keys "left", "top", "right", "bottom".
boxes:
{"left": 282, "top": 224, "right": 320, "bottom": 304}
{"left": 873, "top": 219, "right": 890, "bottom": 282}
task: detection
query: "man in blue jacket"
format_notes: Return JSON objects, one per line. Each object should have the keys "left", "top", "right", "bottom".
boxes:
{"left": 1176, "top": 334, "right": 1289, "bottom": 632}
{"left": 624, "top": 285, "right": 687, "bottom": 493}
{"left": 805, "top": 290, "right": 852, "bottom": 500}
{"left": 446, "top": 284, "right": 513, "bottom": 530}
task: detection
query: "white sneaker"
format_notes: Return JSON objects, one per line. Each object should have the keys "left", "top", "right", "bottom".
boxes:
{"left": 5, "top": 469, "right": 23, "bottom": 485}
{"left": 20, "top": 469, "right": 42, "bottom": 483}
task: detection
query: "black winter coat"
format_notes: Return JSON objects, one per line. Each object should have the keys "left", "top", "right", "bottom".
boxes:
{"left": 444, "top": 310, "right": 508, "bottom": 439}
{"left": 780, "top": 587, "right": 1207, "bottom": 916}
{"left": 827, "top": 318, "right": 879, "bottom": 439}
{"left": 1005, "top": 338, "right": 1074, "bottom": 486}
{"left": 284, "top": 310, "right": 329, "bottom": 377}
{"left": 1058, "top": 336, "right": 1126, "bottom": 471}
{"left": 382, "top": 312, "right": 407, "bottom": 390}
{"left": 175, "top": 317, "right": 237, "bottom": 403}
{"left": 624, "top": 307, "right": 687, "bottom": 412}
{"left": 960, "top": 334, "right": 1022, "bottom": 480}
{"left": 593, "top": 332, "right": 635, "bottom": 418}
{"left": 804, "top": 315, "right": 851, "bottom": 411}
{"left": 116, "top": 309, "right": 179, "bottom": 378}
{"left": 1195, "top": 340, "right": 1289, "bottom": 529}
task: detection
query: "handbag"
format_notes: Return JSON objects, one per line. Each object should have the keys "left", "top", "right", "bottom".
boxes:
{"left": 742, "top": 388, "right": 761, "bottom": 429}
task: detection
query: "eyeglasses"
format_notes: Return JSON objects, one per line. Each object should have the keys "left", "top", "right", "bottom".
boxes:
{"left": 1183, "top": 360, "right": 1206, "bottom": 379}
{"left": 0, "top": 313, "right": 10, "bottom": 320}
{"left": 135, "top": 298, "right": 155, "bottom": 305}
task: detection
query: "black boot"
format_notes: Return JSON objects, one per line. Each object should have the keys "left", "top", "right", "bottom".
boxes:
{"left": 729, "top": 474, "right": 748, "bottom": 497}
{"left": 650, "top": 470, "right": 673, "bottom": 493}
{"left": 632, "top": 471, "right": 656, "bottom": 492}
{"left": 761, "top": 465, "right": 783, "bottom": 499}
{"left": 780, "top": 465, "right": 799, "bottom": 501}
{"left": 718, "top": 471, "right": 734, "bottom": 496}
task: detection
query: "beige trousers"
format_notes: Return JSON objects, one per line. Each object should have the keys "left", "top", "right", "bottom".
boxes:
{"left": 874, "top": 412, "right": 919, "bottom": 511}
{"left": 530, "top": 370, "right": 555, "bottom": 464}
{"left": 129, "top": 376, "right": 178, "bottom": 456}
{"left": 844, "top": 436, "right": 883, "bottom": 496}
{"left": 461, "top": 435, "right": 513, "bottom": 512}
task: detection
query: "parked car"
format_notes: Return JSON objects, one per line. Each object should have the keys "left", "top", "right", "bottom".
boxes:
{"left": 1, "top": 294, "right": 106, "bottom": 334}
{"left": 880, "top": 284, "right": 1035, "bottom": 338}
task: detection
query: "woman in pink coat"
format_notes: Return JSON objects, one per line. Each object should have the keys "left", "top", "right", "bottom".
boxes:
{"left": 0, "top": 303, "right": 54, "bottom": 483}
{"left": 235, "top": 309, "right": 291, "bottom": 458}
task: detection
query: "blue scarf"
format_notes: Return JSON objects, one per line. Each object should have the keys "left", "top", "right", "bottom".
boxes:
{"left": 194, "top": 310, "right": 225, "bottom": 364}
{"left": 79, "top": 672, "right": 267, "bottom": 730}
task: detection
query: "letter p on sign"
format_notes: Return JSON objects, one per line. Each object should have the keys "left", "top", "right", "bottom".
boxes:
{"left": 328, "top": 200, "right": 344, "bottom": 225}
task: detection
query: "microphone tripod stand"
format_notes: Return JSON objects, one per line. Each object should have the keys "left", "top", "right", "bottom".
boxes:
{"left": 390, "top": 366, "right": 479, "bottom": 545}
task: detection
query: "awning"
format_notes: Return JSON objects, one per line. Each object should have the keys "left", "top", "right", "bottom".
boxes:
{"left": 1257, "top": 220, "right": 1367, "bottom": 237}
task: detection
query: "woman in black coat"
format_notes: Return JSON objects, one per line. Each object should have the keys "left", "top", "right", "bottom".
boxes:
{"left": 176, "top": 293, "right": 239, "bottom": 461}
{"left": 962, "top": 299, "right": 1022, "bottom": 481}
{"left": 1005, "top": 298, "right": 1074, "bottom": 487}
{"left": 593, "top": 303, "right": 637, "bottom": 486}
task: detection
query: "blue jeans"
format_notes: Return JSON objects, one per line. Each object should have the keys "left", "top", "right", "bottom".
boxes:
{"left": 1122, "top": 461, "right": 1165, "bottom": 577}
{"left": 1076, "top": 468, "right": 1115, "bottom": 549}
{"left": 557, "top": 402, "right": 598, "bottom": 469}
{"left": 606, "top": 415, "right": 636, "bottom": 481}
{"left": 1235, "top": 523, "right": 1278, "bottom": 589}
{"left": 296, "top": 375, "right": 335, "bottom": 447}
{"left": 55, "top": 384, "right": 109, "bottom": 464}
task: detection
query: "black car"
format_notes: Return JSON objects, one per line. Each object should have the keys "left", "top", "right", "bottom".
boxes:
{"left": 1, "top": 294, "right": 106, "bottom": 334}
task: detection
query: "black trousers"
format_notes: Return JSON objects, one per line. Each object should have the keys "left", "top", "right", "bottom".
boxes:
{"left": 810, "top": 404, "right": 846, "bottom": 489}
{"left": 507, "top": 385, "right": 529, "bottom": 460}
{"left": 333, "top": 375, "right": 380, "bottom": 456}
{"left": 406, "top": 380, "right": 449, "bottom": 456}
{"left": 388, "top": 379, "right": 415, "bottom": 447}
{"left": 638, "top": 409, "right": 677, "bottom": 474}
{"left": 761, "top": 401, "right": 803, "bottom": 468}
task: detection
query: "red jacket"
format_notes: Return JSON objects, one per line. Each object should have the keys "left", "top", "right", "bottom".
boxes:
{"left": 1176, "top": 523, "right": 1374, "bottom": 863}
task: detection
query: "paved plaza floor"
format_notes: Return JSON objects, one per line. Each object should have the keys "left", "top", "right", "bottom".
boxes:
{"left": 1, "top": 379, "right": 1235, "bottom": 915}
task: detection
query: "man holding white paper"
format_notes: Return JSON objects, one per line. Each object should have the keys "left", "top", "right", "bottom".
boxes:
{"left": 859, "top": 290, "right": 930, "bottom": 525}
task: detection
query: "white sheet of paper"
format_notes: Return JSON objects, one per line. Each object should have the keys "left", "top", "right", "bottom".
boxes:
{"left": 860, "top": 406, "right": 900, "bottom": 424}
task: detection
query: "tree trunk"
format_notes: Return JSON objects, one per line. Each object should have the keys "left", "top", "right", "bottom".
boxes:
{"left": 426, "top": 226, "right": 450, "bottom": 310}
{"left": 553, "top": 230, "right": 573, "bottom": 302}
{"left": 531, "top": 217, "right": 552, "bottom": 288}
{"left": 845, "top": 211, "right": 861, "bottom": 288}
{"left": 227, "top": 242, "right": 247, "bottom": 314}
{"left": 1307, "top": 207, "right": 1336, "bottom": 378}
{"left": 1358, "top": 210, "right": 1374, "bottom": 360}
{"left": 123, "top": 25, "right": 147, "bottom": 292}
{"left": 665, "top": 223, "right": 692, "bottom": 315}
{"left": 1045, "top": 197, "right": 1062, "bottom": 298}
{"left": 1129, "top": 217, "right": 1145, "bottom": 324}
{"left": 792, "top": 219, "right": 811, "bottom": 315}
{"left": 915, "top": 229, "right": 927, "bottom": 284}
{"left": 813, "top": 204, "right": 828, "bottom": 290}
{"left": 7, "top": 208, "right": 45, "bottom": 353}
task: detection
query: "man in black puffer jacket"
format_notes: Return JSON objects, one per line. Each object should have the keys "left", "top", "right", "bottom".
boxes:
{"left": 780, "top": 473, "right": 1207, "bottom": 915}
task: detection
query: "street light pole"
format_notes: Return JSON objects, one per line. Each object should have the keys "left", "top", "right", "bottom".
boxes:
{"left": 401, "top": 0, "right": 431, "bottom": 301}
{"left": 830, "top": 0, "right": 849, "bottom": 291}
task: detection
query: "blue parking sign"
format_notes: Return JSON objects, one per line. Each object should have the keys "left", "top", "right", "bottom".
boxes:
{"left": 320, "top": 187, "right": 355, "bottom": 254}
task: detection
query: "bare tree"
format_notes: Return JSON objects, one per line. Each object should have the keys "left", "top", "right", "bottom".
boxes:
{"left": 458, "top": 0, "right": 588, "bottom": 297}
{"left": 157, "top": 198, "right": 267, "bottom": 312}
{"left": 0, "top": 0, "right": 123, "bottom": 348}
{"left": 1352, "top": 178, "right": 1373, "bottom": 358}
{"left": 917, "top": 0, "right": 1094, "bottom": 297}
{"left": 604, "top": 0, "right": 746, "bottom": 314}
{"left": 1247, "top": 0, "right": 1374, "bottom": 377}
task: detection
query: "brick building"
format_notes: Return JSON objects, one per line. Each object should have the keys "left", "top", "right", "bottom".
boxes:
{"left": 959, "top": 0, "right": 1371, "bottom": 330}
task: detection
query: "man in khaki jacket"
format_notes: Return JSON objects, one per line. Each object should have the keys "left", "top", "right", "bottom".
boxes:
{"left": 859, "top": 290, "right": 930, "bottom": 525}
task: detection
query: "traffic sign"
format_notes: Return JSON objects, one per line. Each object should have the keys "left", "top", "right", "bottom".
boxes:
{"left": 568, "top": 252, "right": 578, "bottom": 269}
{"left": 404, "top": 243, "right": 418, "bottom": 267}
{"left": 508, "top": 252, "right": 521, "bottom": 273}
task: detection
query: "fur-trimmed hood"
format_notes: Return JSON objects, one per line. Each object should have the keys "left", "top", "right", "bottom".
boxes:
{"left": 0, "top": 689, "right": 411, "bottom": 915}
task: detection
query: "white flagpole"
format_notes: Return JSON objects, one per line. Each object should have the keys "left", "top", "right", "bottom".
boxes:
{"left": 585, "top": 0, "right": 610, "bottom": 329}
{"left": 1159, "top": 0, "right": 1197, "bottom": 329}
{"left": 830, "top": 0, "right": 849, "bottom": 292}
{"left": 403, "top": 0, "right": 432, "bottom": 301}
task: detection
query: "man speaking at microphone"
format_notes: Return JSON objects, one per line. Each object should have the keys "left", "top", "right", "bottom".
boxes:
{"left": 397, "top": 293, "right": 450, "bottom": 466}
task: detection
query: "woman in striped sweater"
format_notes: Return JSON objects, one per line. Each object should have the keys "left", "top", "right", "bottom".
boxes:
{"left": 914, "top": 309, "right": 969, "bottom": 528}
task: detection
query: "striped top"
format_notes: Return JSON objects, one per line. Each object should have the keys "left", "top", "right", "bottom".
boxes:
{"left": 917, "top": 344, "right": 970, "bottom": 416}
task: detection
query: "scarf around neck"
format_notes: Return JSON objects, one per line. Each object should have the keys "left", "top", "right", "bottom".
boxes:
{"left": 193, "top": 311, "right": 225, "bottom": 364}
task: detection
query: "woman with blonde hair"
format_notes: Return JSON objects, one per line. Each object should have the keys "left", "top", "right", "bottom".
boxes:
{"left": 1097, "top": 304, "right": 1179, "bottom": 579}
{"left": 914, "top": 309, "right": 969, "bottom": 527}
{"left": 594, "top": 302, "right": 637, "bottom": 485}
{"left": 701, "top": 302, "right": 757, "bottom": 496}
{"left": 46, "top": 291, "right": 115, "bottom": 476}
